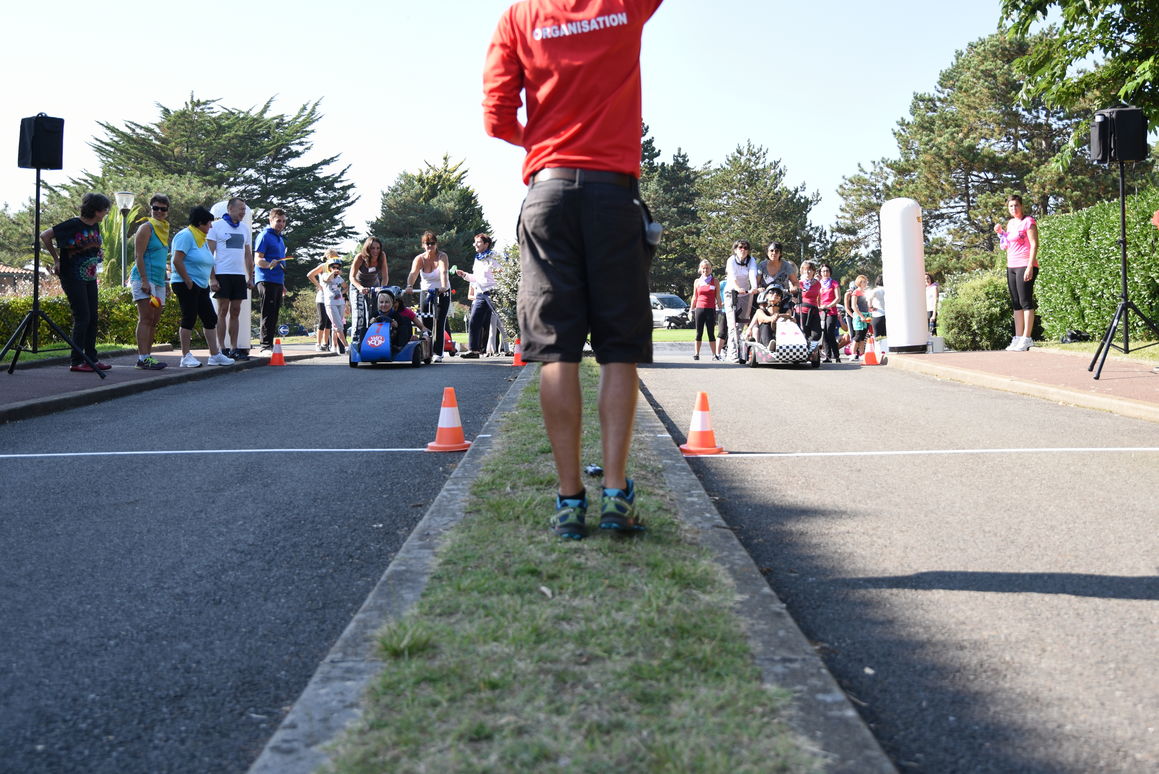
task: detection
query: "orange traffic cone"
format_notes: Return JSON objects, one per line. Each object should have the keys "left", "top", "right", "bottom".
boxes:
{"left": 426, "top": 387, "right": 472, "bottom": 452}
{"left": 269, "top": 338, "right": 286, "bottom": 366}
{"left": 863, "top": 334, "right": 882, "bottom": 366}
{"left": 510, "top": 338, "right": 525, "bottom": 367}
{"left": 678, "top": 391, "right": 726, "bottom": 456}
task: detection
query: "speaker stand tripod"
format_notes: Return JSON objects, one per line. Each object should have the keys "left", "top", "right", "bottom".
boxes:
{"left": 1088, "top": 160, "right": 1159, "bottom": 380}
{"left": 0, "top": 167, "right": 106, "bottom": 378}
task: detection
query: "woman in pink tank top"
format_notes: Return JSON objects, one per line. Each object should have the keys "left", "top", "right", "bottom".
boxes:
{"left": 993, "top": 194, "right": 1039, "bottom": 352}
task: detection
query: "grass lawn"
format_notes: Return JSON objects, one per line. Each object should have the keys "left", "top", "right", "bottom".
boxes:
{"left": 1036, "top": 338, "right": 1159, "bottom": 363}
{"left": 325, "top": 361, "right": 818, "bottom": 773}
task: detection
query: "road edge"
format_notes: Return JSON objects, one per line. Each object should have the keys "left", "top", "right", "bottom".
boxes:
{"left": 887, "top": 354, "right": 1159, "bottom": 425}
{"left": 244, "top": 364, "right": 539, "bottom": 774}
{"left": 0, "top": 351, "right": 320, "bottom": 425}
{"left": 637, "top": 389, "right": 897, "bottom": 774}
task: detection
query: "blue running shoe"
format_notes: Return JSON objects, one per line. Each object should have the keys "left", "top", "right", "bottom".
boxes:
{"left": 551, "top": 495, "right": 587, "bottom": 540}
{"left": 599, "top": 480, "right": 645, "bottom": 533}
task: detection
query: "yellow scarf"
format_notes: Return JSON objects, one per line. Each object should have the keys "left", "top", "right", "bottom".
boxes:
{"left": 187, "top": 226, "right": 207, "bottom": 249}
{"left": 146, "top": 217, "right": 170, "bottom": 247}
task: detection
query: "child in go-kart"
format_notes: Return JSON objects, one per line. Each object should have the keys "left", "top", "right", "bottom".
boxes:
{"left": 373, "top": 287, "right": 430, "bottom": 353}
{"left": 744, "top": 286, "right": 793, "bottom": 349}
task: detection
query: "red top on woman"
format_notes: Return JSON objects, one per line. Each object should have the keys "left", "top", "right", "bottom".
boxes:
{"left": 692, "top": 277, "right": 717, "bottom": 309}
{"left": 799, "top": 278, "right": 820, "bottom": 306}
{"left": 819, "top": 277, "right": 840, "bottom": 315}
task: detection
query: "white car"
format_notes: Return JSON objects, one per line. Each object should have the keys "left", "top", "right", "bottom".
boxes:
{"left": 650, "top": 293, "right": 690, "bottom": 328}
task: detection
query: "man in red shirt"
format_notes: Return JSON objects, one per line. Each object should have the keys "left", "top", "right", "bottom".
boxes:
{"left": 483, "top": 0, "right": 663, "bottom": 540}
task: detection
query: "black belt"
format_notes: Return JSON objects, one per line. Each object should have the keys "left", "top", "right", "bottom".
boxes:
{"left": 530, "top": 167, "right": 635, "bottom": 188}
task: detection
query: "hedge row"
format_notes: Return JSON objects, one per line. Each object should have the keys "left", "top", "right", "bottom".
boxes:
{"left": 0, "top": 285, "right": 475, "bottom": 347}
{"left": 1035, "top": 187, "right": 1159, "bottom": 342}
{"left": 0, "top": 286, "right": 186, "bottom": 347}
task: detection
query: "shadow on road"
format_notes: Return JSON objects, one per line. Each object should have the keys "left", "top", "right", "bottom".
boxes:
{"left": 833, "top": 571, "right": 1159, "bottom": 601}
{"left": 640, "top": 382, "right": 1076, "bottom": 774}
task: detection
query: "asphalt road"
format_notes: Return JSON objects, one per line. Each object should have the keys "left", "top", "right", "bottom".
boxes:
{"left": 639, "top": 346, "right": 1158, "bottom": 774}
{"left": 0, "top": 355, "right": 519, "bottom": 774}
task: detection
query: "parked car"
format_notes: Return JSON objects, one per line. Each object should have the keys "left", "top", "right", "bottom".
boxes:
{"left": 650, "top": 293, "right": 691, "bottom": 328}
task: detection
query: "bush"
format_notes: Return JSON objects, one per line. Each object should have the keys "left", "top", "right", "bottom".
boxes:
{"left": 1036, "top": 187, "right": 1159, "bottom": 342}
{"left": 939, "top": 269, "right": 1012, "bottom": 351}
{"left": 0, "top": 282, "right": 186, "bottom": 348}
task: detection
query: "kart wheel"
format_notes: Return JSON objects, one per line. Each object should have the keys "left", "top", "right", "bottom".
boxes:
{"left": 349, "top": 359, "right": 358, "bottom": 368}
{"left": 810, "top": 352, "right": 821, "bottom": 368}
{"left": 411, "top": 347, "right": 422, "bottom": 368}
{"left": 747, "top": 349, "right": 758, "bottom": 368}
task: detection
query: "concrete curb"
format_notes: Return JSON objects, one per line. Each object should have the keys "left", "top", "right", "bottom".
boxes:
{"left": 887, "top": 354, "right": 1159, "bottom": 425}
{"left": 636, "top": 396, "right": 897, "bottom": 774}
{"left": 245, "top": 364, "right": 539, "bottom": 774}
{"left": 249, "top": 363, "right": 895, "bottom": 773}
{"left": 0, "top": 350, "right": 323, "bottom": 425}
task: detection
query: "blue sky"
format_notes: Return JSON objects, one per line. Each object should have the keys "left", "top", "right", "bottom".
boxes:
{"left": 1, "top": 1, "right": 1011, "bottom": 254}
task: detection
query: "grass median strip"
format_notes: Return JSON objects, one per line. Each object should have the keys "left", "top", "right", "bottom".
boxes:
{"left": 325, "top": 361, "right": 819, "bottom": 773}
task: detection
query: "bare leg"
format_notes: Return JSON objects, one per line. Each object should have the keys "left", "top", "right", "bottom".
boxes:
{"left": 135, "top": 298, "right": 159, "bottom": 356}
{"left": 1012, "top": 311, "right": 1024, "bottom": 338}
{"left": 216, "top": 299, "right": 230, "bottom": 351}
{"left": 226, "top": 299, "right": 241, "bottom": 350}
{"left": 204, "top": 328, "right": 221, "bottom": 356}
{"left": 598, "top": 363, "right": 637, "bottom": 491}
{"left": 539, "top": 362, "right": 583, "bottom": 496}
{"left": 179, "top": 327, "right": 192, "bottom": 356}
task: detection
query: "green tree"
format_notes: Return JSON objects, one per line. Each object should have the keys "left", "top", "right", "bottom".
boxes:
{"left": 829, "top": 159, "right": 895, "bottom": 278}
{"left": 367, "top": 156, "right": 491, "bottom": 291}
{"left": 641, "top": 148, "right": 704, "bottom": 298}
{"left": 83, "top": 95, "right": 357, "bottom": 277}
{"left": 696, "top": 141, "right": 821, "bottom": 267}
{"left": 841, "top": 32, "right": 1132, "bottom": 275}
{"left": 1002, "top": 1, "right": 1159, "bottom": 125}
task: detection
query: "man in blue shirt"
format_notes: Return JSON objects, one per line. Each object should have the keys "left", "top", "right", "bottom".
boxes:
{"left": 253, "top": 208, "right": 291, "bottom": 353}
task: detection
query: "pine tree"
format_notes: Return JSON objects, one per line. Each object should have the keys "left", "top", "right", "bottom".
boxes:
{"left": 84, "top": 95, "right": 357, "bottom": 280}
{"left": 367, "top": 156, "right": 491, "bottom": 292}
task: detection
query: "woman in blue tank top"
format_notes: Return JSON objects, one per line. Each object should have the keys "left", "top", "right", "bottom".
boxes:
{"left": 129, "top": 193, "right": 172, "bottom": 370}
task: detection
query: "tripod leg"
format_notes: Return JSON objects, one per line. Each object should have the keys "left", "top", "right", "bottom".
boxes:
{"left": 37, "top": 309, "right": 107, "bottom": 379}
{"left": 3, "top": 312, "right": 37, "bottom": 374}
{"left": 1127, "top": 300, "right": 1159, "bottom": 341}
{"left": 1091, "top": 301, "right": 1126, "bottom": 380}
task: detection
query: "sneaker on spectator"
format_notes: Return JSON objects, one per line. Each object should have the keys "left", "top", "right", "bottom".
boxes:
{"left": 433, "top": 354, "right": 444, "bottom": 362}
{"left": 232, "top": 350, "right": 251, "bottom": 362}
{"left": 95, "top": 361, "right": 112, "bottom": 370}
{"left": 135, "top": 356, "right": 167, "bottom": 370}
{"left": 180, "top": 353, "right": 202, "bottom": 368}
{"left": 1005, "top": 336, "right": 1022, "bottom": 351}
{"left": 69, "top": 363, "right": 95, "bottom": 372}
{"left": 207, "top": 352, "right": 235, "bottom": 366}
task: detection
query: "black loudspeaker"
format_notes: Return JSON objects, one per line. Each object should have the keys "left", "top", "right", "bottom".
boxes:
{"left": 17, "top": 114, "right": 64, "bottom": 170}
{"left": 1090, "top": 106, "right": 1149, "bottom": 163}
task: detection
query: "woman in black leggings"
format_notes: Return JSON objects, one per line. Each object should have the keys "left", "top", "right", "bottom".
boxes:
{"left": 690, "top": 259, "right": 720, "bottom": 360}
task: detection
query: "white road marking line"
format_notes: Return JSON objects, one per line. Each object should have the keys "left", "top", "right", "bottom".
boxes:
{"left": 0, "top": 448, "right": 429, "bottom": 460}
{"left": 692, "top": 447, "right": 1159, "bottom": 459}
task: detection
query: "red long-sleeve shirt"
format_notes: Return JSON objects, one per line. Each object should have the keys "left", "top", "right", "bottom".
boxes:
{"left": 482, "top": 0, "right": 663, "bottom": 184}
